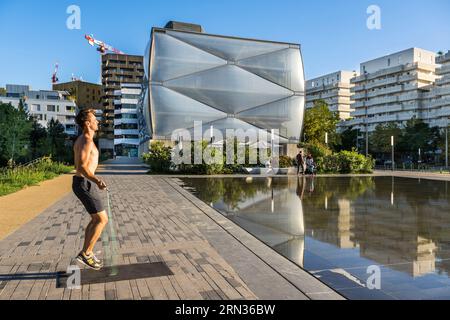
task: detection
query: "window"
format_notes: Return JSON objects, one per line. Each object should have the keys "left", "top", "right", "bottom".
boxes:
{"left": 32, "top": 104, "right": 41, "bottom": 111}
{"left": 388, "top": 58, "right": 391, "bottom": 67}
{"left": 47, "top": 105, "right": 56, "bottom": 112}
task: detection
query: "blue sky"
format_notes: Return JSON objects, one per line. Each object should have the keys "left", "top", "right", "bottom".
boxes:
{"left": 0, "top": 0, "right": 449, "bottom": 90}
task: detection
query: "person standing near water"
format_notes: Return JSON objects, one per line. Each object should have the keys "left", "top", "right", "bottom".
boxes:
{"left": 72, "top": 109, "right": 108, "bottom": 270}
{"left": 296, "top": 150, "right": 306, "bottom": 175}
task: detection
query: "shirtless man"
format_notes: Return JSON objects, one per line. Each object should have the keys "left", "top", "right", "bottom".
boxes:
{"left": 72, "top": 109, "right": 108, "bottom": 270}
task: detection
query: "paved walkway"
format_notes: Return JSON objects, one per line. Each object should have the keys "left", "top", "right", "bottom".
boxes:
{"left": 374, "top": 169, "right": 450, "bottom": 181}
{"left": 0, "top": 159, "right": 342, "bottom": 300}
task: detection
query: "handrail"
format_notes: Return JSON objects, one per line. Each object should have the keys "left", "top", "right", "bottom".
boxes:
{"left": 3, "top": 156, "right": 50, "bottom": 171}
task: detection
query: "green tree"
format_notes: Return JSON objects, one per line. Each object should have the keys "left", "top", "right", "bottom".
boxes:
{"left": 338, "top": 127, "right": 359, "bottom": 151}
{"left": 303, "top": 99, "right": 340, "bottom": 147}
{"left": 0, "top": 102, "right": 32, "bottom": 165}
{"left": 29, "top": 119, "right": 49, "bottom": 160}
{"left": 370, "top": 123, "right": 401, "bottom": 154}
{"left": 47, "top": 119, "right": 69, "bottom": 162}
{"left": 0, "top": 88, "right": 6, "bottom": 96}
{"left": 398, "top": 117, "right": 440, "bottom": 159}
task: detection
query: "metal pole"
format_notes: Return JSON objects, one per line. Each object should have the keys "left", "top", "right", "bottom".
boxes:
{"left": 446, "top": 126, "right": 448, "bottom": 169}
{"left": 391, "top": 136, "right": 394, "bottom": 171}
{"left": 366, "top": 123, "right": 369, "bottom": 156}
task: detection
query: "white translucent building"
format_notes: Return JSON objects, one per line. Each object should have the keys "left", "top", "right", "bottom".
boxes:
{"left": 141, "top": 22, "right": 305, "bottom": 154}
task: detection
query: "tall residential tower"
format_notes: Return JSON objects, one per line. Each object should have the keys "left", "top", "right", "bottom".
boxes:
{"left": 100, "top": 54, "right": 144, "bottom": 157}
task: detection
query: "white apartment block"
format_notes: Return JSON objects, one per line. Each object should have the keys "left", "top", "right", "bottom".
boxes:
{"left": 346, "top": 48, "right": 437, "bottom": 133}
{"left": 0, "top": 84, "right": 77, "bottom": 135}
{"left": 306, "top": 70, "right": 359, "bottom": 120}
{"left": 421, "top": 51, "right": 450, "bottom": 128}
{"left": 113, "top": 83, "right": 141, "bottom": 158}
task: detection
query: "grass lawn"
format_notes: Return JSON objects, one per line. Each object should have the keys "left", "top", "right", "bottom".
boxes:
{"left": 0, "top": 158, "right": 73, "bottom": 197}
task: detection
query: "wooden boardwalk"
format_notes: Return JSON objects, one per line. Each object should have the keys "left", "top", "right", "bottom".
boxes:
{"left": 0, "top": 159, "right": 342, "bottom": 300}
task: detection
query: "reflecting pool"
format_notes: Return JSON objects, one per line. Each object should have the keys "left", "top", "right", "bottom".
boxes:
{"left": 180, "top": 176, "right": 450, "bottom": 300}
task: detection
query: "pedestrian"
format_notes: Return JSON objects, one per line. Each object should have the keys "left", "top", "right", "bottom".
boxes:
{"left": 72, "top": 109, "right": 108, "bottom": 270}
{"left": 306, "top": 153, "right": 316, "bottom": 175}
{"left": 296, "top": 150, "right": 306, "bottom": 175}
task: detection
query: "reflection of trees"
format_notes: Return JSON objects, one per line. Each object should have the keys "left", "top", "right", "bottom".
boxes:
{"left": 182, "top": 178, "right": 271, "bottom": 209}
{"left": 301, "top": 177, "right": 375, "bottom": 207}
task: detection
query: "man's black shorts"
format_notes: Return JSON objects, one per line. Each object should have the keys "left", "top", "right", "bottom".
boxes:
{"left": 72, "top": 176, "right": 105, "bottom": 214}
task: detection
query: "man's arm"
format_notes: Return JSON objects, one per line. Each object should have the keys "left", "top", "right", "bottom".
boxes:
{"left": 78, "top": 139, "right": 106, "bottom": 190}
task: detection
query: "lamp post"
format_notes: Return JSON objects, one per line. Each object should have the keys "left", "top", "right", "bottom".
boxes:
{"left": 418, "top": 148, "right": 421, "bottom": 170}
{"left": 446, "top": 118, "right": 448, "bottom": 169}
{"left": 391, "top": 136, "right": 395, "bottom": 171}
{"left": 210, "top": 125, "right": 214, "bottom": 144}
{"left": 325, "top": 132, "right": 328, "bottom": 146}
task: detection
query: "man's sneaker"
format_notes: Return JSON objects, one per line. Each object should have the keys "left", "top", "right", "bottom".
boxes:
{"left": 76, "top": 252, "right": 102, "bottom": 271}
{"left": 90, "top": 252, "right": 104, "bottom": 267}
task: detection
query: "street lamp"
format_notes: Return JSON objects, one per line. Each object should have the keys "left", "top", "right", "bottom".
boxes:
{"left": 446, "top": 118, "right": 449, "bottom": 169}
{"left": 391, "top": 136, "right": 395, "bottom": 171}
{"left": 325, "top": 132, "right": 328, "bottom": 145}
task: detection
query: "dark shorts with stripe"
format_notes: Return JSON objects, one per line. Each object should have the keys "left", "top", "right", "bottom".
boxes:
{"left": 72, "top": 176, "right": 105, "bottom": 215}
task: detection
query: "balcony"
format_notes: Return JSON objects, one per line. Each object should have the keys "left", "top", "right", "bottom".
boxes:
{"left": 114, "top": 129, "right": 139, "bottom": 136}
{"left": 329, "top": 97, "right": 351, "bottom": 105}
{"left": 433, "top": 87, "right": 450, "bottom": 96}
{"left": 437, "top": 64, "right": 450, "bottom": 75}
{"left": 351, "top": 101, "right": 366, "bottom": 109}
{"left": 427, "top": 97, "right": 450, "bottom": 108}
{"left": 364, "top": 77, "right": 400, "bottom": 90}
{"left": 114, "top": 138, "right": 140, "bottom": 146}
{"left": 114, "top": 118, "right": 138, "bottom": 126}
{"left": 365, "top": 95, "right": 400, "bottom": 107}
{"left": 373, "top": 85, "right": 404, "bottom": 97}
{"left": 417, "top": 73, "right": 437, "bottom": 83}
{"left": 436, "top": 77, "right": 450, "bottom": 86}
{"left": 114, "top": 108, "right": 137, "bottom": 115}
{"left": 398, "top": 92, "right": 421, "bottom": 102}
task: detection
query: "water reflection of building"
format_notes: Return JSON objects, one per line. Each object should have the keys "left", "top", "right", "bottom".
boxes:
{"left": 305, "top": 198, "right": 357, "bottom": 249}
{"left": 218, "top": 177, "right": 306, "bottom": 267}
{"left": 303, "top": 177, "right": 439, "bottom": 277}
{"left": 353, "top": 179, "right": 438, "bottom": 277}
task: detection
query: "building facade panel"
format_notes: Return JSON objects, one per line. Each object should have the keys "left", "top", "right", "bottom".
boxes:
{"left": 144, "top": 25, "right": 305, "bottom": 146}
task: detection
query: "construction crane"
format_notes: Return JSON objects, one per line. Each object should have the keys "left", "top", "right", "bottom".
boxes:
{"left": 51, "top": 62, "right": 59, "bottom": 84}
{"left": 84, "top": 34, "right": 124, "bottom": 55}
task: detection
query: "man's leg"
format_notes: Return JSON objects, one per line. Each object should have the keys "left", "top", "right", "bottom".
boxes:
{"left": 83, "top": 211, "right": 108, "bottom": 256}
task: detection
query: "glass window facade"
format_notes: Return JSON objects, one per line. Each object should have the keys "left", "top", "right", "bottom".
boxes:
{"left": 144, "top": 27, "right": 305, "bottom": 143}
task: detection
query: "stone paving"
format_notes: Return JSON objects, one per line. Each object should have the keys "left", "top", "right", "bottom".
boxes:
{"left": 0, "top": 159, "right": 343, "bottom": 300}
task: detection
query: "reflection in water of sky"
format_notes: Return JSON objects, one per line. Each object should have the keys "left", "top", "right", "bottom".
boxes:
{"left": 181, "top": 176, "right": 450, "bottom": 300}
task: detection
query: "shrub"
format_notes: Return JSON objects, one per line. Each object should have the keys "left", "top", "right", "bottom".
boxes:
{"left": 142, "top": 141, "right": 172, "bottom": 173}
{"left": 299, "top": 142, "right": 332, "bottom": 172}
{"left": 322, "top": 150, "right": 375, "bottom": 174}
{"left": 278, "top": 155, "right": 294, "bottom": 168}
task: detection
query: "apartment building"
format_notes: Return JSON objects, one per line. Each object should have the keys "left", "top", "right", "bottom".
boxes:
{"left": 100, "top": 54, "right": 144, "bottom": 157}
{"left": 114, "top": 83, "right": 141, "bottom": 158}
{"left": 347, "top": 48, "right": 437, "bottom": 133}
{"left": 53, "top": 80, "right": 102, "bottom": 111}
{"left": 306, "top": 70, "right": 358, "bottom": 120}
{"left": 0, "top": 84, "right": 77, "bottom": 135}
{"left": 421, "top": 51, "right": 450, "bottom": 128}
